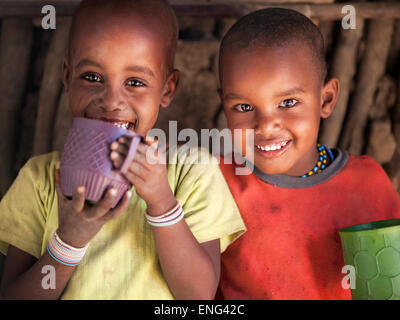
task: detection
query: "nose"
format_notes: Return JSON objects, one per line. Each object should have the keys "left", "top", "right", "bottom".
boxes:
{"left": 254, "top": 110, "right": 283, "bottom": 134}
{"left": 101, "top": 84, "right": 127, "bottom": 112}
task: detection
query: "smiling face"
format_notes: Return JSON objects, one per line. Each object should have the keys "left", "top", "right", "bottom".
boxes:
{"left": 219, "top": 44, "right": 339, "bottom": 176}
{"left": 63, "top": 3, "right": 179, "bottom": 137}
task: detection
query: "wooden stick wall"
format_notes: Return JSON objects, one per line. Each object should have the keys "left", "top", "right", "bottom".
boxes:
{"left": 1, "top": 1, "right": 400, "bottom": 19}
{"left": 0, "top": 1, "right": 399, "bottom": 198}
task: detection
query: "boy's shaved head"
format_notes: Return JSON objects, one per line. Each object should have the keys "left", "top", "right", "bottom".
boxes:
{"left": 218, "top": 7, "right": 340, "bottom": 176}
{"left": 64, "top": 0, "right": 181, "bottom": 136}
{"left": 220, "top": 8, "right": 327, "bottom": 83}
{"left": 68, "top": 0, "right": 178, "bottom": 73}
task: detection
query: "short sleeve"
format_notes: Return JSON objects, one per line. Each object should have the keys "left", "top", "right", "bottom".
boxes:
{"left": 0, "top": 152, "right": 59, "bottom": 258}
{"left": 168, "top": 147, "right": 246, "bottom": 252}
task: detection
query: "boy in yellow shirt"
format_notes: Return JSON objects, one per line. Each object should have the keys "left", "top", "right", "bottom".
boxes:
{"left": 0, "top": 0, "right": 245, "bottom": 299}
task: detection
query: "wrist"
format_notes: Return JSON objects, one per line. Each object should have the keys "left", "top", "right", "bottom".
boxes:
{"left": 56, "top": 228, "right": 90, "bottom": 249}
{"left": 146, "top": 195, "right": 177, "bottom": 217}
{"left": 47, "top": 231, "right": 89, "bottom": 267}
{"left": 145, "top": 201, "right": 184, "bottom": 227}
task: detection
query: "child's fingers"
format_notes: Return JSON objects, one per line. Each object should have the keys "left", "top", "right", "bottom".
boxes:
{"left": 110, "top": 138, "right": 135, "bottom": 168}
{"left": 136, "top": 141, "right": 155, "bottom": 154}
{"left": 104, "top": 190, "right": 132, "bottom": 221}
{"left": 122, "top": 167, "right": 146, "bottom": 186}
{"left": 138, "top": 139, "right": 167, "bottom": 157}
{"left": 143, "top": 136, "right": 160, "bottom": 154}
{"left": 117, "top": 136, "right": 130, "bottom": 146}
{"left": 124, "top": 158, "right": 149, "bottom": 181}
{"left": 110, "top": 150, "right": 125, "bottom": 168}
{"left": 87, "top": 187, "right": 117, "bottom": 219}
{"left": 110, "top": 140, "right": 129, "bottom": 155}
{"left": 72, "top": 186, "right": 86, "bottom": 212}
{"left": 142, "top": 136, "right": 160, "bottom": 154}
{"left": 144, "top": 135, "right": 154, "bottom": 143}
{"left": 130, "top": 150, "right": 147, "bottom": 164}
{"left": 111, "top": 142, "right": 156, "bottom": 171}
{"left": 136, "top": 142, "right": 157, "bottom": 158}
{"left": 136, "top": 143, "right": 165, "bottom": 166}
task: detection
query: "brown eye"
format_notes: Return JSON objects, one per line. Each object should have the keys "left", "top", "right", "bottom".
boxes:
{"left": 126, "top": 79, "right": 145, "bottom": 87}
{"left": 82, "top": 73, "right": 102, "bottom": 83}
{"left": 234, "top": 104, "right": 254, "bottom": 112}
{"left": 279, "top": 99, "right": 298, "bottom": 108}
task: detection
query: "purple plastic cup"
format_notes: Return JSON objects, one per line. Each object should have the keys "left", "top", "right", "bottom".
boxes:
{"left": 59, "top": 117, "right": 142, "bottom": 208}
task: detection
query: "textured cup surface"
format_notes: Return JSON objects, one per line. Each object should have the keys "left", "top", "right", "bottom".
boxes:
{"left": 339, "top": 219, "right": 400, "bottom": 300}
{"left": 60, "top": 117, "right": 141, "bottom": 208}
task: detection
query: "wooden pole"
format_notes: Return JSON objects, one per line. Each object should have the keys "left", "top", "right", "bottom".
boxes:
{"left": 320, "top": 19, "right": 364, "bottom": 148}
{"left": 394, "top": 77, "right": 400, "bottom": 153}
{"left": 339, "top": 19, "right": 394, "bottom": 155}
{"left": 0, "top": 1, "right": 400, "bottom": 19}
{"left": 318, "top": 20, "right": 335, "bottom": 55}
{"left": 0, "top": 18, "right": 32, "bottom": 197}
{"left": 366, "top": 120, "right": 396, "bottom": 165}
{"left": 387, "top": 21, "right": 400, "bottom": 71}
{"left": 386, "top": 76, "right": 400, "bottom": 194}
{"left": 14, "top": 30, "right": 52, "bottom": 171}
{"left": 32, "top": 18, "right": 70, "bottom": 156}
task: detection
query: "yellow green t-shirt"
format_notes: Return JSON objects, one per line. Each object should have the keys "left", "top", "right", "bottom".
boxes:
{"left": 0, "top": 147, "right": 245, "bottom": 299}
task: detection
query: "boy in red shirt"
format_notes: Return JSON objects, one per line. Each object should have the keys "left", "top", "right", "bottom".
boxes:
{"left": 217, "top": 8, "right": 400, "bottom": 299}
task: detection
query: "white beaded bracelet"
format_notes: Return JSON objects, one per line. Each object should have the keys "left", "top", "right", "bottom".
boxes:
{"left": 47, "top": 232, "right": 89, "bottom": 266}
{"left": 145, "top": 201, "right": 184, "bottom": 227}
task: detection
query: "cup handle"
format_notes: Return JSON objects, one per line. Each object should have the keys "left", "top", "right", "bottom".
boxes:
{"left": 120, "top": 135, "right": 141, "bottom": 174}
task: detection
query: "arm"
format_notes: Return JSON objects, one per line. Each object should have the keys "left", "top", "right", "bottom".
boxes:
{"left": 111, "top": 138, "right": 220, "bottom": 299}
{"left": 0, "top": 246, "right": 75, "bottom": 299}
{"left": 0, "top": 170, "right": 132, "bottom": 300}
{"left": 151, "top": 218, "right": 220, "bottom": 299}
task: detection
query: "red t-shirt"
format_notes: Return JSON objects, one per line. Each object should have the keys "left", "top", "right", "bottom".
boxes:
{"left": 218, "top": 151, "right": 400, "bottom": 299}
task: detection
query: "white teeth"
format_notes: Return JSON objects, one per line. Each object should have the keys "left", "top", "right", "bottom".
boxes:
{"left": 112, "top": 121, "right": 135, "bottom": 130}
{"left": 256, "top": 141, "right": 288, "bottom": 151}
{"left": 113, "top": 122, "right": 129, "bottom": 129}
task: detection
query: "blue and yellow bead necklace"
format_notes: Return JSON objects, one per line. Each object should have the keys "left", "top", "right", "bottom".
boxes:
{"left": 301, "top": 144, "right": 334, "bottom": 178}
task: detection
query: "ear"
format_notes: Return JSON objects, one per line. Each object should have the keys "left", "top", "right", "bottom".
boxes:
{"left": 62, "top": 57, "right": 71, "bottom": 92}
{"left": 160, "top": 69, "right": 180, "bottom": 108}
{"left": 320, "top": 78, "right": 340, "bottom": 119}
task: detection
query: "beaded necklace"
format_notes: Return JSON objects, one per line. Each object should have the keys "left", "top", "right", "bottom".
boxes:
{"left": 300, "top": 144, "right": 334, "bottom": 178}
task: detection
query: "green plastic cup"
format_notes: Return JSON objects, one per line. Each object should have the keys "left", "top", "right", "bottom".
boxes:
{"left": 339, "top": 219, "right": 400, "bottom": 300}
